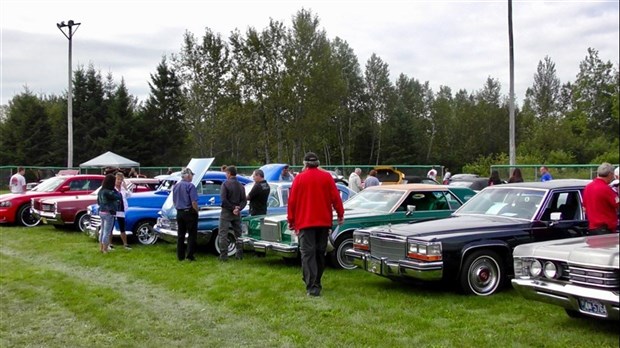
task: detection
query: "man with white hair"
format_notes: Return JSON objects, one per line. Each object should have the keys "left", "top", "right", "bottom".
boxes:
{"left": 583, "top": 162, "right": 619, "bottom": 235}
{"left": 348, "top": 168, "right": 363, "bottom": 193}
{"left": 173, "top": 167, "right": 199, "bottom": 261}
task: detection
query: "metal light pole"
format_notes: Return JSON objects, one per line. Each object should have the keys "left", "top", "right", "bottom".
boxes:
{"left": 507, "top": 0, "right": 516, "bottom": 167}
{"left": 57, "top": 20, "right": 81, "bottom": 168}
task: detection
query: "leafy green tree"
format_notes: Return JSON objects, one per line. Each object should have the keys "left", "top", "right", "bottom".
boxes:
{"left": 139, "top": 57, "right": 187, "bottom": 166}
{"left": 230, "top": 19, "right": 287, "bottom": 163}
{"left": 279, "top": 9, "right": 339, "bottom": 163}
{"left": 175, "top": 28, "right": 232, "bottom": 158}
{"left": 363, "top": 53, "right": 393, "bottom": 164}
{"left": 71, "top": 64, "right": 108, "bottom": 164}
{"left": 0, "top": 90, "right": 52, "bottom": 165}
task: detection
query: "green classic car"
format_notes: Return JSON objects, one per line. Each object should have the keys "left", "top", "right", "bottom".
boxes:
{"left": 241, "top": 184, "right": 476, "bottom": 269}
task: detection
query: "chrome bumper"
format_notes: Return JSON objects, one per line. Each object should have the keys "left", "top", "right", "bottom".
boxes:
{"left": 511, "top": 278, "right": 620, "bottom": 320}
{"left": 253, "top": 240, "right": 299, "bottom": 258}
{"left": 31, "top": 209, "right": 62, "bottom": 224}
{"left": 154, "top": 226, "right": 212, "bottom": 245}
{"left": 345, "top": 248, "right": 443, "bottom": 281}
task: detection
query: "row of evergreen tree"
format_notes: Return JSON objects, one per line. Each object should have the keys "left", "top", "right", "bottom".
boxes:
{"left": 1, "top": 10, "right": 618, "bottom": 171}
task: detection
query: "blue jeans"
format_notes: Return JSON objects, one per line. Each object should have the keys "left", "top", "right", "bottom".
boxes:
{"left": 99, "top": 212, "right": 114, "bottom": 245}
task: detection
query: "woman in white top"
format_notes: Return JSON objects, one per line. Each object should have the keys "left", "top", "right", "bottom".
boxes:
{"left": 115, "top": 172, "right": 132, "bottom": 249}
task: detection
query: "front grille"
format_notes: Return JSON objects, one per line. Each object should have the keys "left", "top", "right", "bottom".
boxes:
{"left": 569, "top": 265, "right": 619, "bottom": 289}
{"left": 170, "top": 219, "right": 178, "bottom": 231}
{"left": 42, "top": 203, "right": 55, "bottom": 213}
{"left": 261, "top": 221, "right": 281, "bottom": 242}
{"left": 90, "top": 215, "right": 101, "bottom": 228}
{"left": 370, "top": 234, "right": 407, "bottom": 261}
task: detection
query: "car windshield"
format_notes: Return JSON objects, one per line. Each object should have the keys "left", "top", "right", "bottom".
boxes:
{"left": 455, "top": 187, "right": 546, "bottom": 220}
{"left": 30, "top": 176, "right": 66, "bottom": 192}
{"left": 157, "top": 178, "right": 178, "bottom": 192}
{"left": 343, "top": 189, "right": 405, "bottom": 213}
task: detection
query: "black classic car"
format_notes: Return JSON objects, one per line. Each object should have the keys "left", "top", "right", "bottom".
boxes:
{"left": 346, "top": 180, "right": 591, "bottom": 296}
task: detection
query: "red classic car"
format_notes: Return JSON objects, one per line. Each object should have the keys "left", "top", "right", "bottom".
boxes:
{"left": 31, "top": 178, "right": 160, "bottom": 232}
{"left": 0, "top": 174, "right": 105, "bottom": 227}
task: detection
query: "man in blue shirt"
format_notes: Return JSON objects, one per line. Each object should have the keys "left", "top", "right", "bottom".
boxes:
{"left": 173, "top": 167, "right": 199, "bottom": 261}
{"left": 539, "top": 166, "right": 553, "bottom": 182}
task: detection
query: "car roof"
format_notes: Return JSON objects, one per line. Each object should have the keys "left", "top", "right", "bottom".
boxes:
{"left": 491, "top": 179, "right": 591, "bottom": 189}
{"left": 364, "top": 183, "right": 449, "bottom": 191}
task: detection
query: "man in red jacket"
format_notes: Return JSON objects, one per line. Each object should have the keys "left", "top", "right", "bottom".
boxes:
{"left": 583, "top": 162, "right": 619, "bottom": 235}
{"left": 287, "top": 152, "right": 344, "bottom": 297}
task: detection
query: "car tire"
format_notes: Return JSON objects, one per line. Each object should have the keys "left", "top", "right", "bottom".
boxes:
{"left": 459, "top": 250, "right": 504, "bottom": 296}
{"left": 75, "top": 213, "right": 89, "bottom": 232}
{"left": 133, "top": 221, "right": 158, "bottom": 245}
{"left": 330, "top": 234, "right": 357, "bottom": 270}
{"left": 213, "top": 231, "right": 237, "bottom": 257}
{"left": 18, "top": 204, "right": 41, "bottom": 227}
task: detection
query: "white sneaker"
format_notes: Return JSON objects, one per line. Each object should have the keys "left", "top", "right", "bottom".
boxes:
{"left": 107, "top": 246, "right": 113, "bottom": 251}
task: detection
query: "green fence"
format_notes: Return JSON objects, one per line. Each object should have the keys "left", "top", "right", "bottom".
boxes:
{"left": 1, "top": 165, "right": 445, "bottom": 189}
{"left": 4, "top": 164, "right": 618, "bottom": 190}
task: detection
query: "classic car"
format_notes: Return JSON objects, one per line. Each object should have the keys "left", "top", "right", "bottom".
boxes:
{"left": 511, "top": 234, "right": 619, "bottom": 320}
{"left": 154, "top": 164, "right": 354, "bottom": 257}
{"left": 86, "top": 159, "right": 252, "bottom": 245}
{"left": 373, "top": 166, "right": 406, "bottom": 185}
{"left": 448, "top": 174, "right": 489, "bottom": 191}
{"left": 244, "top": 184, "right": 476, "bottom": 269}
{"left": 346, "top": 180, "right": 592, "bottom": 296}
{"left": 0, "top": 174, "right": 104, "bottom": 227}
{"left": 31, "top": 178, "right": 160, "bottom": 232}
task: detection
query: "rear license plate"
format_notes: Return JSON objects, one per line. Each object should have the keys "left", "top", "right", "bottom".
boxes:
{"left": 368, "top": 257, "right": 382, "bottom": 274}
{"left": 578, "top": 298, "right": 607, "bottom": 316}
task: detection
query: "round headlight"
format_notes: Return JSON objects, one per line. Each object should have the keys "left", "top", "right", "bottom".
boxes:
{"left": 529, "top": 259, "right": 542, "bottom": 277}
{"left": 543, "top": 261, "right": 558, "bottom": 279}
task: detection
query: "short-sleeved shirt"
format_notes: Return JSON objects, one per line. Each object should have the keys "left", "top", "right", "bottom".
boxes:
{"left": 541, "top": 173, "right": 553, "bottom": 182}
{"left": 173, "top": 180, "right": 198, "bottom": 209}
{"left": 247, "top": 180, "right": 270, "bottom": 216}
{"left": 364, "top": 176, "right": 380, "bottom": 188}
{"left": 9, "top": 173, "right": 26, "bottom": 193}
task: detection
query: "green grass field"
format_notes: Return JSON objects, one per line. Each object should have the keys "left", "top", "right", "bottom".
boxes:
{"left": 1, "top": 225, "right": 618, "bottom": 348}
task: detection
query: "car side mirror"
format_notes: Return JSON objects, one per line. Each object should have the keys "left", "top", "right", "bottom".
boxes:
{"left": 60, "top": 185, "right": 70, "bottom": 192}
{"left": 406, "top": 205, "right": 416, "bottom": 216}
{"left": 550, "top": 212, "right": 562, "bottom": 221}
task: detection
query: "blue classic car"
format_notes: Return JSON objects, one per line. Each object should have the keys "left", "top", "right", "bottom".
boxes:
{"left": 87, "top": 158, "right": 252, "bottom": 245}
{"left": 154, "top": 164, "right": 355, "bottom": 257}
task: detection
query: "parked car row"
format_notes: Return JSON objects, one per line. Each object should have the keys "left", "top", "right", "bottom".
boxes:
{"left": 3, "top": 164, "right": 617, "bottom": 321}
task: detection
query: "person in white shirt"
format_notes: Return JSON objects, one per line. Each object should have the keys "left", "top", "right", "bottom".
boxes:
{"left": 427, "top": 167, "right": 437, "bottom": 181}
{"left": 348, "top": 168, "right": 363, "bottom": 193}
{"left": 442, "top": 168, "right": 452, "bottom": 184}
{"left": 115, "top": 172, "right": 133, "bottom": 250}
{"left": 9, "top": 167, "right": 27, "bottom": 193}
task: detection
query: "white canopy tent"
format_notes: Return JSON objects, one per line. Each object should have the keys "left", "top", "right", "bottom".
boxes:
{"left": 79, "top": 151, "right": 140, "bottom": 168}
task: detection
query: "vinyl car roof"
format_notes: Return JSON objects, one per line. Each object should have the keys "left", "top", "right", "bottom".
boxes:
{"left": 364, "top": 183, "right": 450, "bottom": 191}
{"left": 496, "top": 179, "right": 591, "bottom": 189}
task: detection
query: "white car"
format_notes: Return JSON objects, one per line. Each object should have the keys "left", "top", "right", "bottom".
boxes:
{"left": 512, "top": 233, "right": 619, "bottom": 320}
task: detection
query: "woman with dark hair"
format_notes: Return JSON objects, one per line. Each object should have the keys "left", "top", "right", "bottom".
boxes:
{"left": 98, "top": 174, "right": 121, "bottom": 253}
{"left": 488, "top": 170, "right": 503, "bottom": 186}
{"left": 508, "top": 168, "right": 524, "bottom": 183}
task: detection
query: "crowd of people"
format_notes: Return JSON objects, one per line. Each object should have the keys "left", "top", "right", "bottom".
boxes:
{"left": 8, "top": 160, "right": 619, "bottom": 297}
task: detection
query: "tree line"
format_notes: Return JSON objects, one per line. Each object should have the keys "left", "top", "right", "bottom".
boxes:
{"left": 1, "top": 9, "right": 618, "bottom": 173}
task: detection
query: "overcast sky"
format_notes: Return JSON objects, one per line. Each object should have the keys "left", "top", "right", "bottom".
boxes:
{"left": 1, "top": 0, "right": 618, "bottom": 106}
